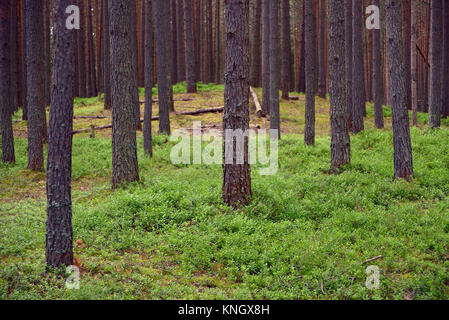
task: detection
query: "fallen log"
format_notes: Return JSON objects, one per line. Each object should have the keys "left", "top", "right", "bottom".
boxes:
{"left": 139, "top": 97, "right": 194, "bottom": 104}
{"left": 74, "top": 115, "right": 108, "bottom": 119}
{"left": 250, "top": 87, "right": 265, "bottom": 117}
{"left": 72, "top": 107, "right": 224, "bottom": 135}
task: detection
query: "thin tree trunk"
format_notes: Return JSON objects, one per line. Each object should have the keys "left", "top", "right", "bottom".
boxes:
{"left": 250, "top": 0, "right": 262, "bottom": 87}
{"left": 317, "top": 0, "right": 327, "bottom": 98}
{"left": 144, "top": 0, "right": 153, "bottom": 156}
{"left": 352, "top": 0, "right": 365, "bottom": 134}
{"left": 373, "top": 0, "right": 384, "bottom": 129}
{"left": 441, "top": 0, "right": 449, "bottom": 118}
{"left": 261, "top": 0, "right": 270, "bottom": 115}
{"left": 25, "top": 0, "right": 45, "bottom": 171}
{"left": 403, "top": 0, "right": 411, "bottom": 110}
{"left": 345, "top": 0, "right": 352, "bottom": 131}
{"left": 428, "top": 0, "right": 443, "bottom": 128}
{"left": 304, "top": 0, "right": 316, "bottom": 146}
{"left": 411, "top": 0, "right": 418, "bottom": 125}
{"left": 386, "top": 0, "right": 414, "bottom": 181}
{"left": 155, "top": 0, "right": 172, "bottom": 134}
{"left": 77, "top": 0, "right": 86, "bottom": 97}
{"left": 280, "top": 0, "right": 291, "bottom": 100}
{"left": 46, "top": 0, "right": 75, "bottom": 268}
{"left": 103, "top": 0, "right": 111, "bottom": 109}
{"left": 1, "top": 0, "right": 15, "bottom": 163}
{"left": 184, "top": 0, "right": 197, "bottom": 93}
{"left": 328, "top": 0, "right": 350, "bottom": 171}
{"left": 222, "top": 0, "right": 252, "bottom": 208}
{"left": 269, "top": 0, "right": 280, "bottom": 137}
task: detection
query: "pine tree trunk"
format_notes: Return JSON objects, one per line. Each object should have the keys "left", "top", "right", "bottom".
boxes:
{"left": 46, "top": 0, "right": 75, "bottom": 268}
{"left": 304, "top": 0, "right": 316, "bottom": 146}
{"left": 144, "top": 0, "right": 153, "bottom": 156}
{"left": 261, "top": 0, "right": 270, "bottom": 115}
{"left": 373, "top": 0, "right": 384, "bottom": 129}
{"left": 269, "top": 0, "right": 280, "bottom": 137}
{"left": 21, "top": 0, "right": 28, "bottom": 120}
{"left": 403, "top": 0, "right": 411, "bottom": 110}
{"left": 103, "top": 0, "right": 111, "bottom": 109}
{"left": 77, "top": 0, "right": 87, "bottom": 97}
{"left": 110, "top": 0, "right": 140, "bottom": 188}
{"left": 25, "top": 0, "right": 45, "bottom": 171}
{"left": 317, "top": 0, "right": 327, "bottom": 98}
{"left": 344, "top": 0, "right": 352, "bottom": 131}
{"left": 441, "top": 0, "right": 449, "bottom": 118}
{"left": 351, "top": 0, "right": 365, "bottom": 134}
{"left": 0, "top": 0, "right": 15, "bottom": 163}
{"left": 411, "top": 0, "right": 418, "bottom": 125}
{"left": 155, "top": 0, "right": 172, "bottom": 134}
{"left": 328, "top": 0, "right": 350, "bottom": 171}
{"left": 184, "top": 0, "right": 197, "bottom": 93}
{"left": 222, "top": 0, "right": 252, "bottom": 208}
{"left": 250, "top": 0, "right": 261, "bottom": 87}
{"left": 176, "top": 0, "right": 185, "bottom": 82}
{"left": 280, "top": 0, "right": 291, "bottom": 100}
{"left": 428, "top": 0, "right": 443, "bottom": 128}
{"left": 386, "top": 0, "right": 414, "bottom": 181}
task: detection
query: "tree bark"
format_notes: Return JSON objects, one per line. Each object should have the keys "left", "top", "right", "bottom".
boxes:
{"left": 280, "top": 0, "right": 291, "bottom": 100}
{"left": 144, "top": 0, "right": 153, "bottom": 156}
{"left": 222, "top": 0, "right": 252, "bottom": 208}
{"left": 317, "top": 0, "right": 327, "bottom": 98}
{"left": 344, "top": 0, "right": 352, "bottom": 131}
{"left": 372, "top": 0, "right": 384, "bottom": 129}
{"left": 110, "top": 0, "right": 140, "bottom": 188}
{"left": 352, "top": 0, "right": 365, "bottom": 134}
{"left": 184, "top": 0, "right": 197, "bottom": 93}
{"left": 386, "top": 0, "right": 414, "bottom": 181}
{"left": 304, "top": 0, "right": 316, "bottom": 146}
{"left": 441, "top": 0, "right": 449, "bottom": 118}
{"left": 411, "top": 0, "right": 418, "bottom": 125}
{"left": 250, "top": 0, "right": 261, "bottom": 87}
{"left": 103, "top": 0, "right": 111, "bottom": 109}
{"left": 428, "top": 0, "right": 443, "bottom": 128}
{"left": 269, "top": 0, "right": 280, "bottom": 138}
{"left": 261, "top": 0, "right": 270, "bottom": 115}
{"left": 77, "top": 0, "right": 87, "bottom": 97}
{"left": 328, "top": 0, "right": 350, "bottom": 171}
{"left": 46, "top": 0, "right": 75, "bottom": 268}
{"left": 0, "top": 0, "right": 15, "bottom": 163}
{"left": 25, "top": 0, "right": 45, "bottom": 171}
{"left": 402, "top": 0, "right": 411, "bottom": 110}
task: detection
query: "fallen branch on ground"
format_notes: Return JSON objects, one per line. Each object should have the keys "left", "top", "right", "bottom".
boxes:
{"left": 72, "top": 107, "right": 224, "bottom": 135}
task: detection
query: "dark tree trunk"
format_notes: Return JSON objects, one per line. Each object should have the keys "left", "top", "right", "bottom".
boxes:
{"left": 304, "top": 0, "right": 316, "bottom": 146}
{"left": 45, "top": 0, "right": 75, "bottom": 268}
{"left": 176, "top": 0, "right": 185, "bottom": 82}
{"left": 411, "top": 0, "right": 418, "bottom": 125}
{"left": 222, "top": 0, "right": 252, "bottom": 208}
{"left": 402, "top": 0, "right": 411, "bottom": 110}
{"left": 261, "top": 0, "right": 270, "bottom": 115}
{"left": 250, "top": 0, "right": 261, "bottom": 87}
{"left": 144, "top": 0, "right": 153, "bottom": 156}
{"left": 317, "top": 0, "right": 327, "bottom": 98}
{"left": 184, "top": 0, "right": 197, "bottom": 93}
{"left": 77, "top": 0, "right": 86, "bottom": 97}
{"left": 351, "top": 0, "right": 365, "bottom": 134}
{"left": 103, "top": 0, "right": 111, "bottom": 109}
{"left": 269, "top": 0, "right": 280, "bottom": 137}
{"left": 155, "top": 0, "right": 172, "bottom": 134}
{"left": 328, "top": 0, "right": 350, "bottom": 171}
{"left": 385, "top": 0, "right": 414, "bottom": 181}
{"left": 171, "top": 0, "right": 178, "bottom": 83}
{"left": 0, "top": 0, "right": 15, "bottom": 163}
{"left": 428, "top": 0, "right": 443, "bottom": 128}
{"left": 298, "top": 1, "right": 305, "bottom": 93}
{"left": 372, "top": 0, "right": 384, "bottom": 129}
{"left": 443, "top": 0, "right": 449, "bottom": 118}
{"left": 280, "top": 0, "right": 291, "bottom": 100}
{"left": 86, "top": 0, "right": 97, "bottom": 97}
{"left": 110, "top": 0, "right": 140, "bottom": 188}
{"left": 206, "top": 0, "right": 213, "bottom": 83}
{"left": 9, "top": 0, "right": 18, "bottom": 111}
{"left": 25, "top": 0, "right": 45, "bottom": 171}
{"left": 130, "top": 1, "right": 141, "bottom": 130}
{"left": 214, "top": 0, "right": 222, "bottom": 84}
{"left": 21, "top": 0, "right": 28, "bottom": 120}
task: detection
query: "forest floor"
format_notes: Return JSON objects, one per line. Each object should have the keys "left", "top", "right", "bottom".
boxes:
{"left": 1, "top": 83, "right": 449, "bottom": 299}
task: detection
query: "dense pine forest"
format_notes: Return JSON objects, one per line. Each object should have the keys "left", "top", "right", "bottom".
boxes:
{"left": 1, "top": 0, "right": 449, "bottom": 301}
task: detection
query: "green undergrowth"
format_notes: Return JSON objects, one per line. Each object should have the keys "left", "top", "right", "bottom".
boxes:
{"left": 1, "top": 124, "right": 449, "bottom": 300}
